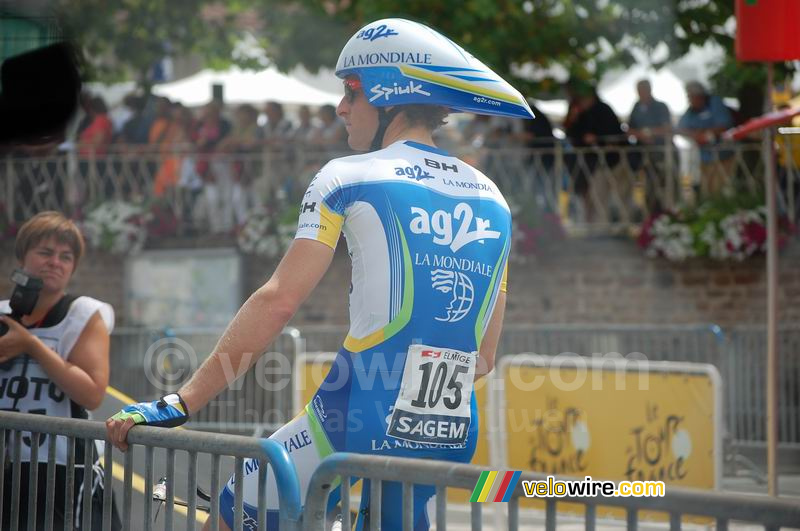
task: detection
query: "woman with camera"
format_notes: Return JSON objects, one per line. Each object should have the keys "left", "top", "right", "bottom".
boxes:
{"left": 0, "top": 211, "right": 120, "bottom": 529}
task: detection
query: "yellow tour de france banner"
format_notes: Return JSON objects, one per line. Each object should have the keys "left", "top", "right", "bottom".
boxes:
{"left": 294, "top": 352, "right": 493, "bottom": 505}
{"left": 494, "top": 355, "right": 721, "bottom": 523}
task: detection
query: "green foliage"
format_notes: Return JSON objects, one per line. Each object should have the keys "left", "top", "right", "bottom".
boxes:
{"left": 60, "top": 0, "right": 795, "bottom": 102}
{"left": 684, "top": 194, "right": 763, "bottom": 256}
{"left": 55, "top": 0, "right": 263, "bottom": 87}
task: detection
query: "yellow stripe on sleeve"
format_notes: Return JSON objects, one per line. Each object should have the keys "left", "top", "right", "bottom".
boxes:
{"left": 316, "top": 203, "right": 344, "bottom": 249}
{"left": 500, "top": 262, "right": 508, "bottom": 293}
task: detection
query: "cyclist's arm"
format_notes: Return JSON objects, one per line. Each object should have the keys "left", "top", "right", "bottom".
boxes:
{"left": 106, "top": 239, "right": 334, "bottom": 450}
{"left": 179, "top": 239, "right": 335, "bottom": 413}
{"left": 475, "top": 291, "right": 505, "bottom": 381}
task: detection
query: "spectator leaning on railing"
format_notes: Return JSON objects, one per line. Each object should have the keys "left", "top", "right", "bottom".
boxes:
{"left": 677, "top": 81, "right": 735, "bottom": 198}
{"left": 218, "top": 104, "right": 263, "bottom": 225}
{"left": 628, "top": 79, "right": 672, "bottom": 146}
{"left": 292, "top": 104, "right": 315, "bottom": 144}
{"left": 309, "top": 103, "right": 348, "bottom": 152}
{"left": 627, "top": 79, "right": 676, "bottom": 213}
{"left": 77, "top": 95, "right": 113, "bottom": 157}
{"left": 260, "top": 101, "right": 294, "bottom": 148}
{"left": 564, "top": 81, "right": 628, "bottom": 221}
{"left": 153, "top": 102, "right": 197, "bottom": 197}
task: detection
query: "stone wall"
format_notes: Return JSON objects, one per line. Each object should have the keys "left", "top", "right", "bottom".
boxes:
{"left": 2, "top": 238, "right": 798, "bottom": 327}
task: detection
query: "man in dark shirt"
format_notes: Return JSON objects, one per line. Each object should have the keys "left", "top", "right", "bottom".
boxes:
{"left": 565, "top": 84, "right": 627, "bottom": 221}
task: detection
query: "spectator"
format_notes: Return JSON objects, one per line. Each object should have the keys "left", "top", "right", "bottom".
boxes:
{"left": 564, "top": 82, "right": 627, "bottom": 221}
{"left": 260, "top": 101, "right": 294, "bottom": 147}
{"left": 565, "top": 86, "right": 624, "bottom": 157}
{"left": 76, "top": 95, "right": 115, "bottom": 199}
{"left": 0, "top": 211, "right": 121, "bottom": 530}
{"left": 147, "top": 97, "right": 173, "bottom": 146}
{"left": 77, "top": 96, "right": 113, "bottom": 156}
{"left": 220, "top": 104, "right": 260, "bottom": 153}
{"left": 218, "top": 104, "right": 263, "bottom": 224}
{"left": 628, "top": 80, "right": 672, "bottom": 145}
{"left": 116, "top": 93, "right": 152, "bottom": 147}
{"left": 73, "top": 92, "right": 94, "bottom": 140}
{"left": 677, "top": 81, "right": 734, "bottom": 198}
{"left": 194, "top": 101, "right": 234, "bottom": 233}
{"left": 309, "top": 104, "right": 348, "bottom": 151}
{"left": 627, "top": 79, "right": 676, "bottom": 213}
{"left": 194, "top": 100, "right": 232, "bottom": 181}
{"left": 153, "top": 103, "right": 196, "bottom": 197}
{"left": 195, "top": 100, "right": 231, "bottom": 153}
{"left": 291, "top": 105, "right": 315, "bottom": 144}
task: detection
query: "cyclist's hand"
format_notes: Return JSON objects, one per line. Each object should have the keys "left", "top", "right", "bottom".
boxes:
{"left": 106, "top": 393, "right": 189, "bottom": 451}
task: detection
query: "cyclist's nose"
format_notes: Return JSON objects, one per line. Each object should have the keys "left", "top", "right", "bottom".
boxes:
{"left": 337, "top": 96, "right": 349, "bottom": 117}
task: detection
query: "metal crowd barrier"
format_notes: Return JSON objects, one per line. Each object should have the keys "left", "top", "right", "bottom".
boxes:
{"left": 0, "top": 411, "right": 302, "bottom": 531}
{"left": 303, "top": 453, "right": 800, "bottom": 531}
{"left": 108, "top": 324, "right": 800, "bottom": 448}
{"left": 284, "top": 323, "right": 727, "bottom": 365}
{"left": 726, "top": 326, "right": 800, "bottom": 448}
{"left": 4, "top": 411, "right": 799, "bottom": 531}
{"left": 110, "top": 326, "right": 303, "bottom": 436}
{"left": 3, "top": 140, "right": 796, "bottom": 235}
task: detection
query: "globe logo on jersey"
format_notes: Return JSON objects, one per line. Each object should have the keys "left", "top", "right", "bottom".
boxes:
{"left": 431, "top": 269, "right": 474, "bottom": 322}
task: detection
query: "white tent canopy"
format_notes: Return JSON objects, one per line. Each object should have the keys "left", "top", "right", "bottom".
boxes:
{"left": 531, "top": 64, "right": 691, "bottom": 123}
{"left": 151, "top": 66, "right": 342, "bottom": 107}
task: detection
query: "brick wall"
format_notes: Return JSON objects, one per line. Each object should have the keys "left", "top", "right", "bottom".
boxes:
{"left": 501, "top": 238, "right": 800, "bottom": 326}
{"left": 2, "top": 238, "right": 798, "bottom": 327}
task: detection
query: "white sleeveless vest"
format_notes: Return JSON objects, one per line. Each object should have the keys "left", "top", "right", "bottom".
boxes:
{"left": 0, "top": 296, "right": 114, "bottom": 465}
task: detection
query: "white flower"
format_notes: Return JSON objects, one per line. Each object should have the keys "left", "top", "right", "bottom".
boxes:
{"left": 238, "top": 208, "right": 296, "bottom": 259}
{"left": 82, "top": 201, "right": 149, "bottom": 255}
{"left": 646, "top": 215, "right": 695, "bottom": 262}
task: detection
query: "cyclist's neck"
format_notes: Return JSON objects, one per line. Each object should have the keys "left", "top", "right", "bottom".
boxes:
{"left": 381, "top": 119, "right": 436, "bottom": 150}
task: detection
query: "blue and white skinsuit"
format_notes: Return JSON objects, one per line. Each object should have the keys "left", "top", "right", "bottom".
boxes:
{"left": 220, "top": 140, "right": 511, "bottom": 530}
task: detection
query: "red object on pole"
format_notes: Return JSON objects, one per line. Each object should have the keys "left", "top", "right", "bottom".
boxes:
{"left": 723, "top": 106, "right": 800, "bottom": 141}
{"left": 736, "top": 0, "right": 800, "bottom": 61}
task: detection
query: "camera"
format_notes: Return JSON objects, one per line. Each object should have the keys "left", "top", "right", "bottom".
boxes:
{"left": 0, "top": 269, "right": 43, "bottom": 337}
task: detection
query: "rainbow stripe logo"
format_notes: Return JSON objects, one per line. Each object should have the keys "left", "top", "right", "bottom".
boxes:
{"left": 470, "top": 471, "right": 522, "bottom": 502}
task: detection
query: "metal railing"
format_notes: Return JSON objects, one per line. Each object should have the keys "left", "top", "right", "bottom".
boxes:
{"left": 107, "top": 324, "right": 800, "bottom": 448}
{"left": 4, "top": 412, "right": 799, "bottom": 531}
{"left": 3, "top": 139, "right": 797, "bottom": 235}
{"left": 727, "top": 326, "right": 800, "bottom": 447}
{"left": 0, "top": 411, "right": 302, "bottom": 531}
{"left": 303, "top": 453, "right": 800, "bottom": 531}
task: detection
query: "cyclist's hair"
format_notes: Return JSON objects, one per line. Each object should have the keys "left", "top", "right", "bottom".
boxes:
{"left": 15, "top": 211, "right": 85, "bottom": 268}
{"left": 401, "top": 105, "right": 449, "bottom": 130}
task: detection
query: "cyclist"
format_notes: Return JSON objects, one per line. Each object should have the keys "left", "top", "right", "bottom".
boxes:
{"left": 107, "top": 17, "right": 534, "bottom": 530}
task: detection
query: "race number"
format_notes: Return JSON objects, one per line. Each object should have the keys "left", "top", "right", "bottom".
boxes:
{"left": 387, "top": 344, "right": 476, "bottom": 445}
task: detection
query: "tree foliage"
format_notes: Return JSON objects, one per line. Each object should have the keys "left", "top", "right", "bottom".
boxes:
{"left": 55, "top": 0, "right": 265, "bottom": 89}
{"left": 59, "top": 0, "right": 794, "bottom": 110}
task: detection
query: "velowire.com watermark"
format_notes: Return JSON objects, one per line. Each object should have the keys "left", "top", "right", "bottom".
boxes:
{"left": 522, "top": 475, "right": 665, "bottom": 498}
{"left": 470, "top": 472, "right": 665, "bottom": 502}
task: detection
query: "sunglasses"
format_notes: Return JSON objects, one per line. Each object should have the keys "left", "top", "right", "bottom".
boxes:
{"left": 343, "top": 78, "right": 362, "bottom": 103}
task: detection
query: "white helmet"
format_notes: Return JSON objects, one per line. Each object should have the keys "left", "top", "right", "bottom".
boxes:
{"left": 335, "top": 18, "right": 535, "bottom": 120}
